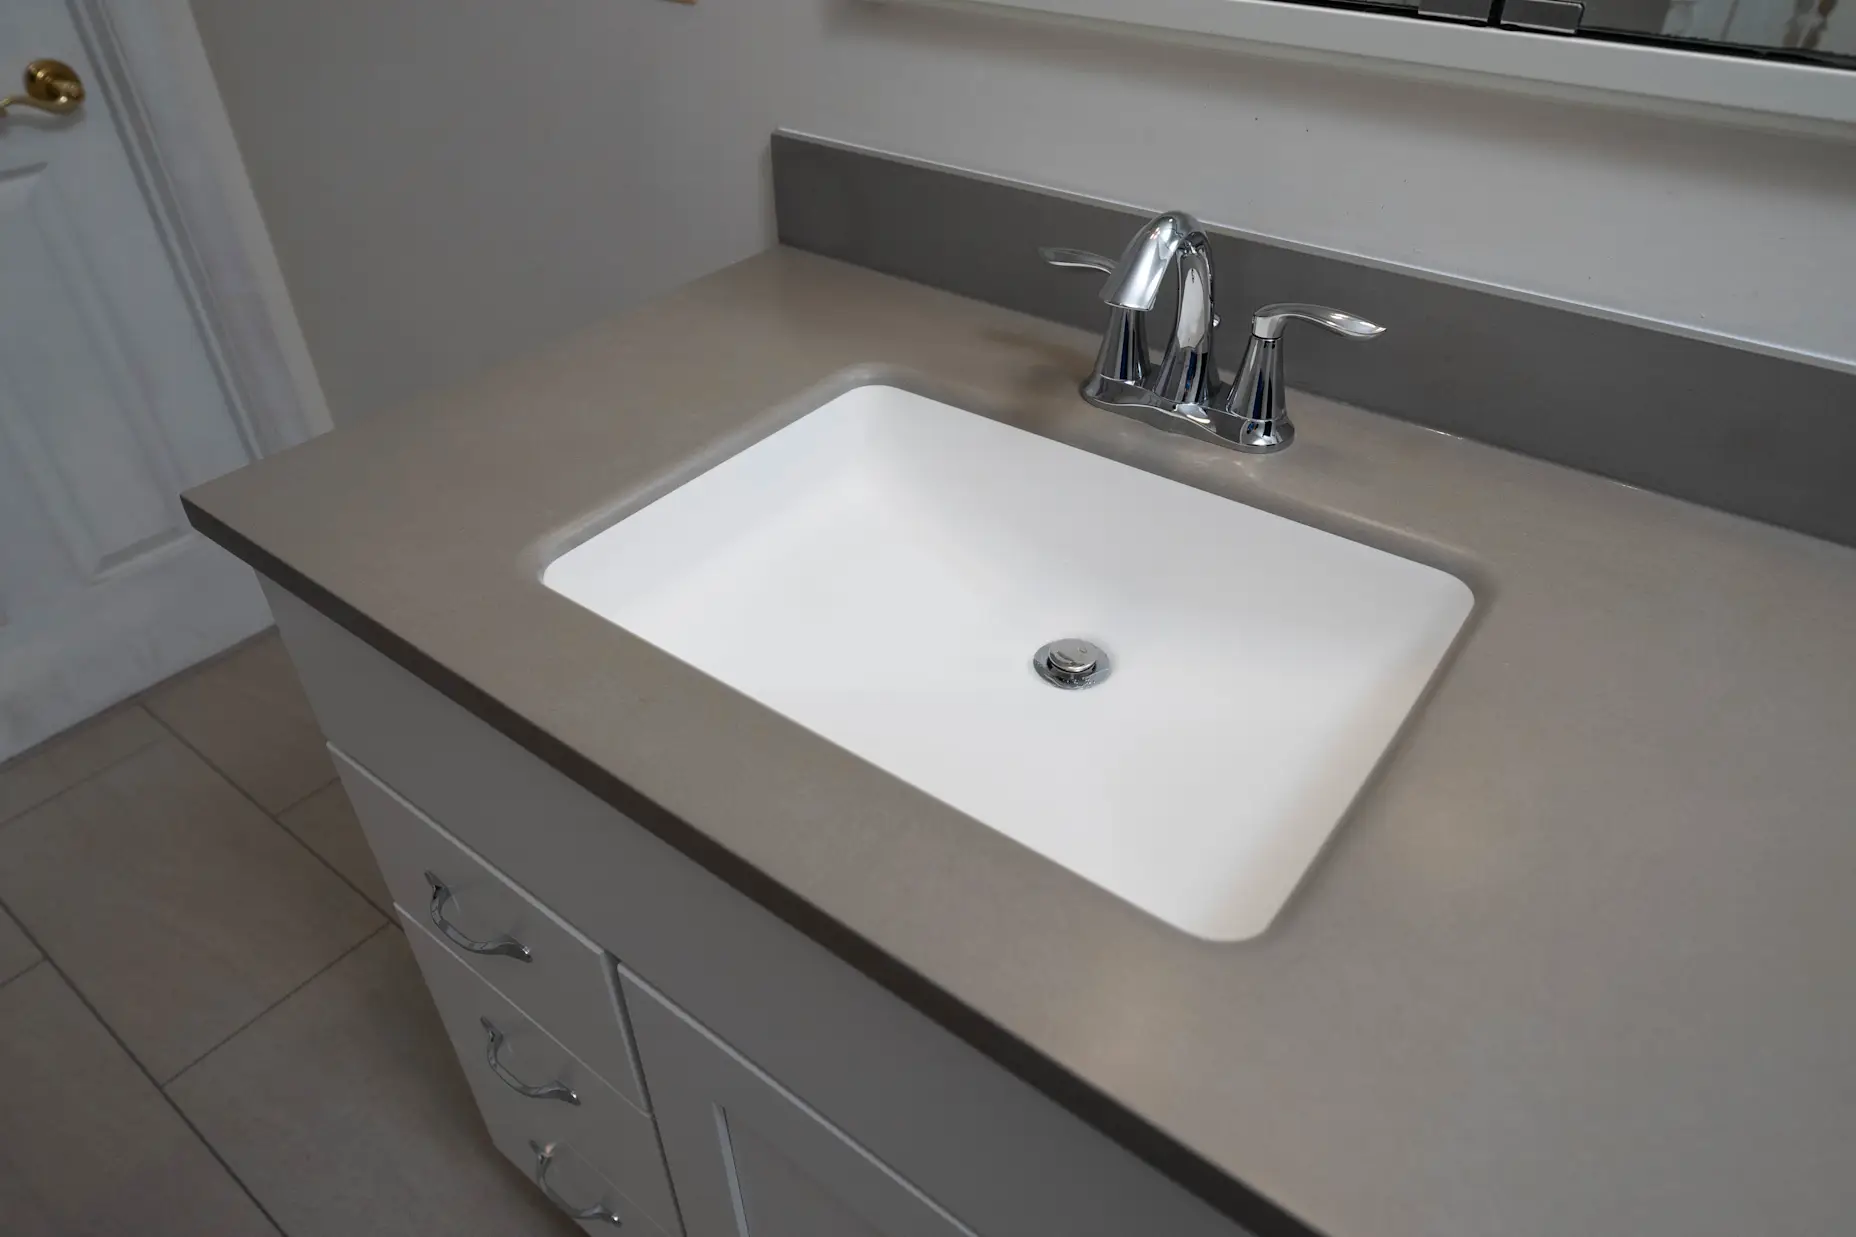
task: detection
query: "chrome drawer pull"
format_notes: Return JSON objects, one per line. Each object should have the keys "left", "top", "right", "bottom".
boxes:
{"left": 481, "top": 1017, "right": 579, "bottom": 1105}
{"left": 425, "top": 871, "right": 530, "bottom": 961}
{"left": 530, "top": 1140, "right": 623, "bottom": 1227}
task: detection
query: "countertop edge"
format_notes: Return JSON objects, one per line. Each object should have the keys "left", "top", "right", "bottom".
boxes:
{"left": 180, "top": 493, "right": 1326, "bottom": 1237}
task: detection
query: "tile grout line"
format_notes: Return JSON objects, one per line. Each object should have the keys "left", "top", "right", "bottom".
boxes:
{"left": 162, "top": 921, "right": 391, "bottom": 1090}
{"left": 270, "top": 776, "right": 340, "bottom": 819}
{"left": 0, "top": 662, "right": 370, "bottom": 1236}
{"left": 132, "top": 628, "right": 279, "bottom": 706}
{"left": 0, "top": 954, "right": 47, "bottom": 992}
{"left": 0, "top": 721, "right": 168, "bottom": 834}
{"left": 0, "top": 907, "right": 294, "bottom": 1237}
{"left": 141, "top": 710, "right": 389, "bottom": 921}
{"left": 0, "top": 626, "right": 275, "bottom": 825}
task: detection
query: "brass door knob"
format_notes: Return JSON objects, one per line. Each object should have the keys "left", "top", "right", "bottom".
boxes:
{"left": 0, "top": 58, "right": 85, "bottom": 118}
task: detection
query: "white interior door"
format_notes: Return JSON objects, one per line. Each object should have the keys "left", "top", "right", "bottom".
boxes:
{"left": 0, "top": 0, "right": 271, "bottom": 760}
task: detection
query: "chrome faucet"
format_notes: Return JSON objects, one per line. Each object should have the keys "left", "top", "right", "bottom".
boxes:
{"left": 1042, "top": 211, "right": 1384, "bottom": 453}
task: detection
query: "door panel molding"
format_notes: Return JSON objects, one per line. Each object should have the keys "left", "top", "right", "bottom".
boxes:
{"left": 0, "top": 175, "right": 189, "bottom": 572}
{"left": 0, "top": 0, "right": 320, "bottom": 758}
{"left": 0, "top": 536, "right": 270, "bottom": 754}
{"left": 67, "top": 0, "right": 333, "bottom": 452}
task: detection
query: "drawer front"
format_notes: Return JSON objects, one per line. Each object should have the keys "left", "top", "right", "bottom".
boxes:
{"left": 402, "top": 908, "right": 682, "bottom": 1234}
{"left": 334, "top": 746, "right": 648, "bottom": 1110}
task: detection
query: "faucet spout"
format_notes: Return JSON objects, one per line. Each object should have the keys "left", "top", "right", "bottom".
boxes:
{"left": 1151, "top": 231, "right": 1216, "bottom": 409}
{"left": 1100, "top": 212, "right": 1218, "bottom": 409}
{"left": 1098, "top": 211, "right": 1204, "bottom": 311}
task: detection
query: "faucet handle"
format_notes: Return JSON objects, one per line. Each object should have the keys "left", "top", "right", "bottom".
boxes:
{"left": 1040, "top": 247, "right": 1117, "bottom": 274}
{"left": 1040, "top": 246, "right": 1150, "bottom": 395}
{"left": 1210, "top": 304, "right": 1386, "bottom": 454}
{"left": 1250, "top": 303, "right": 1384, "bottom": 341}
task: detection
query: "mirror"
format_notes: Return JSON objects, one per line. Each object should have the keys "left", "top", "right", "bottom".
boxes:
{"left": 927, "top": 0, "right": 1856, "bottom": 127}
{"left": 1576, "top": 0, "right": 1852, "bottom": 64}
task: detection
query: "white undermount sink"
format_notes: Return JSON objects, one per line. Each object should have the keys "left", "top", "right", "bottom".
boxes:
{"left": 543, "top": 385, "right": 1473, "bottom": 941}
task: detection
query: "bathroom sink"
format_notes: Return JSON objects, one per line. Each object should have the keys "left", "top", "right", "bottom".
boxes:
{"left": 543, "top": 385, "right": 1472, "bottom": 940}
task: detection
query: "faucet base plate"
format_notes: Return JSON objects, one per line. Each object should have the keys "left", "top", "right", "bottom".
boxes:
{"left": 1077, "top": 379, "right": 1294, "bottom": 455}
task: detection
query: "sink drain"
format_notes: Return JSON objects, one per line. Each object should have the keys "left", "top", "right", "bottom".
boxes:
{"left": 1033, "top": 639, "right": 1110, "bottom": 690}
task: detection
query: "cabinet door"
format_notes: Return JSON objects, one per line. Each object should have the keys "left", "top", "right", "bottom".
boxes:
{"left": 621, "top": 974, "right": 978, "bottom": 1237}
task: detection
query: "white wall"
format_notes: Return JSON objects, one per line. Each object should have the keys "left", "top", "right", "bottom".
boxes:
{"left": 188, "top": 0, "right": 1856, "bottom": 425}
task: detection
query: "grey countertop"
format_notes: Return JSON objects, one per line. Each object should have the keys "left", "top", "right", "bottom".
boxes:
{"left": 186, "top": 249, "right": 1856, "bottom": 1237}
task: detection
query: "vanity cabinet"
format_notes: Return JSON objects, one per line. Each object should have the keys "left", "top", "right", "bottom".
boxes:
{"left": 264, "top": 579, "right": 1252, "bottom": 1237}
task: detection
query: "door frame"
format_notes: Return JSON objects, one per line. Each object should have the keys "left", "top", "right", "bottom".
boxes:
{"left": 64, "top": 0, "right": 332, "bottom": 457}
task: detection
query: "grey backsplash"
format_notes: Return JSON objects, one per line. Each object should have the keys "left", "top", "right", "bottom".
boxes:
{"left": 772, "top": 132, "right": 1856, "bottom": 550}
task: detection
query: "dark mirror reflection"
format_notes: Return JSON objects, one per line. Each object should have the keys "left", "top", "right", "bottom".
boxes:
{"left": 1358, "top": 0, "right": 1851, "bottom": 67}
{"left": 1581, "top": 0, "right": 1851, "bottom": 64}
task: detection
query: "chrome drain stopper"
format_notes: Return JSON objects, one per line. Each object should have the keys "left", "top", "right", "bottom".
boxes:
{"left": 1033, "top": 639, "right": 1109, "bottom": 689}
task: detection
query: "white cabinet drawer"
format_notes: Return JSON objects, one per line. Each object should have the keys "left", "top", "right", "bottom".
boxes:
{"left": 333, "top": 745, "right": 648, "bottom": 1110}
{"left": 402, "top": 907, "right": 682, "bottom": 1235}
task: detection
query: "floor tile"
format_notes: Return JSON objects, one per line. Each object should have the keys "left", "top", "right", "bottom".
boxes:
{"left": 144, "top": 631, "right": 336, "bottom": 813}
{"left": 0, "top": 963, "right": 277, "bottom": 1237}
{"left": 0, "top": 704, "right": 163, "bottom": 827}
{"left": 0, "top": 903, "right": 37, "bottom": 987}
{"left": 280, "top": 781, "right": 394, "bottom": 914}
{"left": 169, "top": 930, "right": 579, "bottom": 1237}
{"left": 0, "top": 738, "right": 383, "bottom": 1080}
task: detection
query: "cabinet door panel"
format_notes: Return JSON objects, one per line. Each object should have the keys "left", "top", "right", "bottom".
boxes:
{"left": 621, "top": 973, "right": 975, "bottom": 1237}
{"left": 725, "top": 1116, "right": 886, "bottom": 1237}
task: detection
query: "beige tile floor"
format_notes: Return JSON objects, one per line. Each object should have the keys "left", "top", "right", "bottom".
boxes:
{"left": 0, "top": 631, "right": 577, "bottom": 1237}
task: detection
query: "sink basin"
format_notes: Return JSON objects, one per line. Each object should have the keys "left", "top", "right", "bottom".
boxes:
{"left": 543, "top": 385, "right": 1472, "bottom": 940}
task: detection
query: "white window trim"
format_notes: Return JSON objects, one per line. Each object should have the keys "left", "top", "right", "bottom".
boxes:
{"left": 894, "top": 0, "right": 1856, "bottom": 133}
